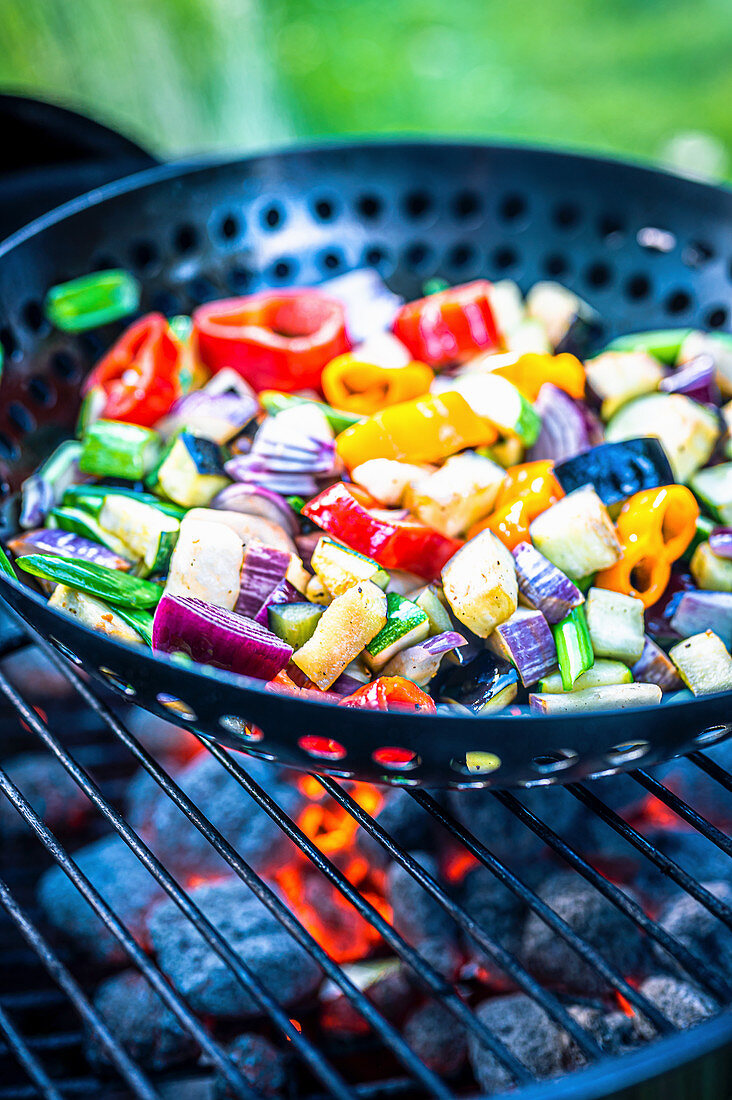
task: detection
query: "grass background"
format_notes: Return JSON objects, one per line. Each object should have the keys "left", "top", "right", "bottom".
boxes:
{"left": 1, "top": 0, "right": 731, "bottom": 177}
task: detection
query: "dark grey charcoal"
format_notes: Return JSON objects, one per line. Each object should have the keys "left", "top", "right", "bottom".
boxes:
{"left": 0, "top": 752, "right": 90, "bottom": 839}
{"left": 458, "top": 865, "right": 527, "bottom": 961}
{"left": 142, "top": 753, "right": 304, "bottom": 879}
{"left": 320, "top": 961, "right": 413, "bottom": 1037}
{"left": 125, "top": 706, "right": 201, "bottom": 762}
{"left": 635, "top": 975, "right": 716, "bottom": 1039}
{"left": 561, "top": 1004, "right": 638, "bottom": 1065}
{"left": 125, "top": 764, "right": 183, "bottom": 831}
{"left": 468, "top": 994, "right": 564, "bottom": 1093}
{"left": 85, "top": 971, "right": 198, "bottom": 1072}
{"left": 651, "top": 741, "right": 732, "bottom": 808}
{"left": 37, "top": 834, "right": 164, "bottom": 964}
{"left": 213, "top": 1034, "right": 288, "bottom": 1099}
{"left": 637, "top": 833, "right": 732, "bottom": 902}
{"left": 404, "top": 1002, "right": 467, "bottom": 1076}
{"left": 520, "top": 872, "right": 650, "bottom": 994}
{"left": 448, "top": 787, "right": 583, "bottom": 863}
{"left": 3, "top": 646, "right": 75, "bottom": 698}
{"left": 655, "top": 881, "right": 732, "bottom": 976}
{"left": 357, "top": 790, "right": 441, "bottom": 870}
{"left": 387, "top": 852, "right": 460, "bottom": 979}
{"left": 146, "top": 877, "right": 322, "bottom": 1019}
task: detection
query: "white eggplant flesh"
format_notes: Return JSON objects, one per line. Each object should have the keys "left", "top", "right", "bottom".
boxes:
{"left": 530, "top": 682, "right": 662, "bottom": 714}
{"left": 350, "top": 458, "right": 427, "bottom": 507}
{"left": 585, "top": 587, "right": 645, "bottom": 664}
{"left": 441, "top": 529, "right": 518, "bottom": 638}
{"left": 164, "top": 518, "right": 243, "bottom": 610}
{"left": 669, "top": 631, "right": 732, "bottom": 696}
{"left": 530, "top": 487, "right": 621, "bottom": 578}
{"left": 48, "top": 585, "right": 143, "bottom": 644}
{"left": 404, "top": 452, "right": 505, "bottom": 537}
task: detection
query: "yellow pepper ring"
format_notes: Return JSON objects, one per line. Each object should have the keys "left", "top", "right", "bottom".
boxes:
{"left": 322, "top": 353, "right": 433, "bottom": 416}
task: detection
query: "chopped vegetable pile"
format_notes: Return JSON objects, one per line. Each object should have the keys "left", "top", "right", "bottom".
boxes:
{"left": 5, "top": 268, "right": 732, "bottom": 714}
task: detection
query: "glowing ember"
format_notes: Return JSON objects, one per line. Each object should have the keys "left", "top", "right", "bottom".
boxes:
{"left": 615, "top": 991, "right": 635, "bottom": 1017}
{"left": 444, "top": 847, "right": 479, "bottom": 884}
{"left": 633, "top": 793, "right": 686, "bottom": 832}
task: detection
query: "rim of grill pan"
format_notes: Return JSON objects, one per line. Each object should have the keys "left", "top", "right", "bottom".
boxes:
{"left": 0, "top": 139, "right": 731, "bottom": 787}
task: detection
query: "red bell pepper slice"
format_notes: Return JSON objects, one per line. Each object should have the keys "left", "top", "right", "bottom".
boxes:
{"left": 302, "top": 483, "right": 462, "bottom": 581}
{"left": 82, "top": 312, "right": 180, "bottom": 427}
{"left": 339, "top": 676, "right": 436, "bottom": 712}
{"left": 192, "top": 290, "right": 350, "bottom": 393}
{"left": 392, "top": 280, "right": 502, "bottom": 367}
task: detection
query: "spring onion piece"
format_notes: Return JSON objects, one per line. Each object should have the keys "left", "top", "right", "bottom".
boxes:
{"left": 669, "top": 590, "right": 732, "bottom": 649}
{"left": 7, "top": 528, "right": 132, "bottom": 572}
{"left": 552, "top": 605, "right": 594, "bottom": 690}
{"left": 554, "top": 438, "right": 674, "bottom": 508}
{"left": 380, "top": 631, "right": 467, "bottom": 687}
{"left": 710, "top": 528, "right": 732, "bottom": 560}
{"left": 486, "top": 608, "right": 557, "bottom": 687}
{"left": 236, "top": 544, "right": 291, "bottom": 618}
{"left": 211, "top": 483, "right": 298, "bottom": 537}
{"left": 17, "top": 555, "right": 162, "bottom": 609}
{"left": 631, "top": 636, "right": 682, "bottom": 692}
{"left": 44, "top": 270, "right": 141, "bottom": 333}
{"left": 527, "top": 384, "right": 592, "bottom": 463}
{"left": 19, "top": 441, "right": 82, "bottom": 529}
{"left": 512, "top": 542, "right": 584, "bottom": 624}
{"left": 0, "top": 543, "right": 16, "bottom": 579}
{"left": 669, "top": 630, "right": 732, "bottom": 695}
{"left": 603, "top": 329, "right": 693, "bottom": 364}
{"left": 116, "top": 607, "right": 154, "bottom": 646}
{"left": 538, "top": 659, "right": 632, "bottom": 693}
{"left": 433, "top": 650, "right": 519, "bottom": 714}
{"left": 254, "top": 579, "right": 301, "bottom": 626}
{"left": 63, "top": 485, "right": 186, "bottom": 521}
{"left": 530, "top": 682, "right": 662, "bottom": 714}
{"left": 80, "top": 420, "right": 161, "bottom": 481}
{"left": 152, "top": 593, "right": 292, "bottom": 679}
{"left": 268, "top": 601, "right": 326, "bottom": 649}
{"left": 584, "top": 587, "right": 645, "bottom": 664}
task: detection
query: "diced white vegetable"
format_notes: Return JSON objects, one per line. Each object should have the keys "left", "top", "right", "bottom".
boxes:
{"left": 585, "top": 587, "right": 645, "bottom": 663}
{"left": 525, "top": 282, "right": 582, "bottom": 348}
{"left": 354, "top": 331, "right": 412, "bottom": 368}
{"left": 486, "top": 279, "right": 525, "bottom": 338}
{"left": 538, "top": 659, "right": 632, "bottom": 693}
{"left": 441, "top": 529, "right": 518, "bottom": 638}
{"left": 305, "top": 574, "right": 332, "bottom": 606}
{"left": 605, "top": 393, "right": 720, "bottom": 482}
{"left": 49, "top": 585, "right": 143, "bottom": 644}
{"left": 585, "top": 351, "right": 664, "bottom": 420}
{"left": 351, "top": 458, "right": 426, "bottom": 506}
{"left": 690, "top": 543, "right": 732, "bottom": 592}
{"left": 98, "top": 496, "right": 179, "bottom": 575}
{"left": 186, "top": 507, "right": 296, "bottom": 554}
{"left": 506, "top": 319, "right": 552, "bottom": 356}
{"left": 164, "top": 518, "right": 243, "bottom": 610}
{"left": 679, "top": 331, "right": 732, "bottom": 397}
{"left": 529, "top": 487, "right": 621, "bottom": 578}
{"left": 404, "top": 452, "right": 505, "bottom": 537}
{"left": 669, "top": 630, "right": 732, "bottom": 695}
{"left": 292, "top": 580, "right": 388, "bottom": 689}
{"left": 530, "top": 682, "right": 661, "bottom": 714}
{"left": 312, "top": 537, "right": 388, "bottom": 596}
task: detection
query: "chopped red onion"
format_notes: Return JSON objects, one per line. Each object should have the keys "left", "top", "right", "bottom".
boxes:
{"left": 320, "top": 268, "right": 403, "bottom": 342}
{"left": 159, "top": 390, "right": 258, "bottom": 441}
{"left": 527, "top": 384, "right": 592, "bottom": 462}
{"left": 512, "top": 541, "right": 584, "bottom": 623}
{"left": 224, "top": 456, "right": 319, "bottom": 497}
{"left": 212, "top": 484, "right": 297, "bottom": 537}
{"left": 7, "top": 527, "right": 132, "bottom": 571}
{"left": 486, "top": 608, "right": 557, "bottom": 687}
{"left": 253, "top": 578, "right": 300, "bottom": 626}
{"left": 236, "top": 543, "right": 291, "bottom": 618}
{"left": 329, "top": 671, "right": 368, "bottom": 696}
{"left": 381, "top": 631, "right": 467, "bottom": 686}
{"left": 631, "top": 635, "right": 682, "bottom": 691}
{"left": 659, "top": 354, "right": 720, "bottom": 405}
{"left": 669, "top": 590, "right": 732, "bottom": 649}
{"left": 710, "top": 528, "right": 732, "bottom": 560}
{"left": 152, "top": 593, "right": 292, "bottom": 679}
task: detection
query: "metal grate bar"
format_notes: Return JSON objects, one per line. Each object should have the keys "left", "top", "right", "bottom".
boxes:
{"left": 33, "top": 642, "right": 456, "bottom": 1100}
{"left": 202, "top": 736, "right": 570, "bottom": 1078}
{"left": 314, "top": 773, "right": 603, "bottom": 1061}
{"left": 408, "top": 791, "right": 673, "bottom": 1033}
{"left": 688, "top": 751, "right": 732, "bottom": 795}
{"left": 0, "top": 878, "right": 160, "bottom": 1100}
{"left": 0, "top": 1000, "right": 63, "bottom": 1100}
{"left": 489, "top": 791, "right": 731, "bottom": 1002}
{"left": 567, "top": 784, "right": 732, "bottom": 929}
{"left": 631, "top": 771, "right": 732, "bottom": 855}
{"left": 0, "top": 769, "right": 261, "bottom": 1100}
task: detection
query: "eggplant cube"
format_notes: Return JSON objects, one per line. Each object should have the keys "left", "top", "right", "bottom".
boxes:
{"left": 441, "top": 529, "right": 518, "bottom": 638}
{"left": 154, "top": 432, "right": 229, "bottom": 508}
{"left": 486, "top": 608, "right": 556, "bottom": 687}
{"left": 669, "top": 630, "right": 732, "bottom": 696}
{"left": 585, "top": 351, "right": 664, "bottom": 420}
{"left": 434, "top": 650, "right": 519, "bottom": 714}
{"left": 404, "top": 452, "right": 505, "bottom": 537}
{"left": 165, "top": 518, "right": 244, "bottom": 610}
{"left": 529, "top": 487, "right": 621, "bottom": 579}
{"left": 585, "top": 587, "right": 645, "bottom": 663}
{"left": 690, "top": 542, "right": 732, "bottom": 592}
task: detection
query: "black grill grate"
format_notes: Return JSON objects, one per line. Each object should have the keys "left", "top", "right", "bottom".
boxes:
{"left": 1, "top": 615, "right": 731, "bottom": 1100}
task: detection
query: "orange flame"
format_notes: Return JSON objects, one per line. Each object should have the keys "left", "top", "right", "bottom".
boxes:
{"left": 444, "top": 847, "right": 479, "bottom": 884}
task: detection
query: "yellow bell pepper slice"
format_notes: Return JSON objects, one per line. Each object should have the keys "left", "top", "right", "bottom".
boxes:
{"left": 322, "top": 354, "right": 433, "bottom": 416}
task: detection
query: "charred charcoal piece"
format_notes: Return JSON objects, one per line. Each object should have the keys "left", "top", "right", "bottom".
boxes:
{"left": 37, "top": 834, "right": 164, "bottom": 965}
{"left": 387, "top": 852, "right": 460, "bottom": 979}
{"left": 458, "top": 865, "right": 527, "bottom": 962}
{"left": 520, "top": 872, "right": 650, "bottom": 994}
{"left": 635, "top": 833, "right": 732, "bottom": 901}
{"left": 320, "top": 960, "right": 413, "bottom": 1037}
{"left": 655, "top": 881, "right": 732, "bottom": 976}
{"left": 142, "top": 753, "right": 304, "bottom": 879}
{"left": 404, "top": 1002, "right": 467, "bottom": 1076}
{"left": 85, "top": 970, "right": 198, "bottom": 1072}
{"left": 634, "top": 975, "right": 716, "bottom": 1039}
{"left": 447, "top": 787, "right": 583, "bottom": 865}
{"left": 0, "top": 752, "right": 90, "bottom": 839}
{"left": 356, "top": 789, "right": 442, "bottom": 871}
{"left": 146, "top": 878, "right": 322, "bottom": 1019}
{"left": 561, "top": 1004, "right": 638, "bottom": 1064}
{"left": 468, "top": 993, "right": 564, "bottom": 1093}
{"left": 125, "top": 706, "right": 200, "bottom": 763}
{"left": 3, "top": 646, "right": 75, "bottom": 698}
{"left": 125, "top": 764, "right": 183, "bottom": 831}
{"left": 213, "top": 1034, "right": 288, "bottom": 1099}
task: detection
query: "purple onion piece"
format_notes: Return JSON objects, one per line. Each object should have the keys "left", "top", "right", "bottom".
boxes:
{"left": 575, "top": 399, "right": 605, "bottom": 447}
{"left": 381, "top": 630, "right": 467, "bottom": 686}
{"left": 329, "top": 672, "right": 368, "bottom": 696}
{"left": 254, "top": 579, "right": 300, "bottom": 627}
{"left": 659, "top": 353, "right": 720, "bottom": 405}
{"left": 669, "top": 590, "right": 732, "bottom": 649}
{"left": 19, "top": 476, "right": 54, "bottom": 529}
{"left": 236, "top": 544, "right": 291, "bottom": 617}
{"left": 486, "top": 609, "right": 557, "bottom": 687}
{"left": 224, "top": 456, "right": 319, "bottom": 496}
{"left": 7, "top": 527, "right": 132, "bottom": 571}
{"left": 631, "top": 635, "right": 683, "bottom": 692}
{"left": 512, "top": 541, "right": 584, "bottom": 624}
{"left": 709, "top": 528, "right": 732, "bottom": 560}
{"left": 152, "top": 594, "right": 292, "bottom": 680}
{"left": 527, "top": 384, "right": 592, "bottom": 463}
{"left": 165, "top": 389, "right": 258, "bottom": 427}
{"left": 212, "top": 484, "right": 298, "bottom": 537}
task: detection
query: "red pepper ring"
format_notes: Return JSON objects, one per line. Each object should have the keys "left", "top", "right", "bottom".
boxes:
{"left": 339, "top": 677, "right": 436, "bottom": 713}
{"left": 82, "top": 312, "right": 180, "bottom": 427}
{"left": 392, "top": 280, "right": 502, "bottom": 367}
{"left": 192, "top": 290, "right": 350, "bottom": 393}
{"left": 302, "top": 482, "right": 462, "bottom": 581}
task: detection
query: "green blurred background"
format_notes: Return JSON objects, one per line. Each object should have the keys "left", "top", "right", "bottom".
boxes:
{"left": 2, "top": 0, "right": 731, "bottom": 178}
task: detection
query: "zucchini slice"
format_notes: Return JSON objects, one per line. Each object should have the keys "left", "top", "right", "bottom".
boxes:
{"left": 152, "top": 432, "right": 229, "bottom": 508}
{"left": 311, "top": 536, "right": 389, "bottom": 596}
{"left": 364, "top": 593, "right": 429, "bottom": 672}
{"left": 669, "top": 630, "right": 732, "bottom": 696}
{"left": 605, "top": 393, "right": 720, "bottom": 483}
{"left": 268, "top": 602, "right": 326, "bottom": 650}
{"left": 292, "top": 580, "right": 388, "bottom": 689}
{"left": 98, "top": 495, "right": 180, "bottom": 576}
